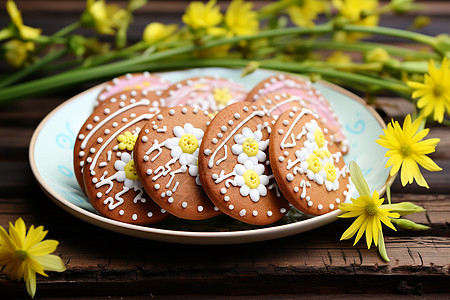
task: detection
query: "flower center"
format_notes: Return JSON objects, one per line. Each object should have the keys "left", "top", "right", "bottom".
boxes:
{"left": 14, "top": 250, "right": 28, "bottom": 261}
{"left": 400, "top": 144, "right": 412, "bottom": 157}
{"left": 314, "top": 128, "right": 325, "bottom": 148}
{"left": 124, "top": 159, "right": 139, "bottom": 180}
{"left": 307, "top": 153, "right": 323, "bottom": 174}
{"left": 433, "top": 84, "right": 445, "bottom": 97}
{"left": 243, "top": 169, "right": 260, "bottom": 189}
{"left": 179, "top": 133, "right": 199, "bottom": 154}
{"left": 324, "top": 162, "right": 337, "bottom": 182}
{"left": 242, "top": 137, "right": 259, "bottom": 157}
{"left": 365, "top": 203, "right": 378, "bottom": 216}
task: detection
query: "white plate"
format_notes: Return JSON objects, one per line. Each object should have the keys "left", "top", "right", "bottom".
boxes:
{"left": 29, "top": 68, "right": 394, "bottom": 244}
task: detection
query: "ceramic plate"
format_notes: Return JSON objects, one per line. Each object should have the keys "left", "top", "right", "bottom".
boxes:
{"left": 29, "top": 68, "right": 394, "bottom": 244}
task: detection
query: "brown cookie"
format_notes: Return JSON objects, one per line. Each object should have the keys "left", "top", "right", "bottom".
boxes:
{"left": 82, "top": 113, "right": 168, "bottom": 225}
{"left": 95, "top": 72, "right": 171, "bottom": 109}
{"left": 269, "top": 106, "right": 351, "bottom": 216}
{"left": 159, "top": 77, "right": 248, "bottom": 114}
{"left": 247, "top": 74, "right": 348, "bottom": 153}
{"left": 198, "top": 102, "right": 290, "bottom": 225}
{"left": 134, "top": 107, "right": 221, "bottom": 220}
{"left": 74, "top": 89, "right": 161, "bottom": 192}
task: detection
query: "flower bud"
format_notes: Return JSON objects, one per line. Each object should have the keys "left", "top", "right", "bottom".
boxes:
{"left": 391, "top": 0, "right": 422, "bottom": 14}
{"left": 241, "top": 61, "right": 260, "bottom": 77}
{"left": 391, "top": 218, "right": 430, "bottom": 231}
{"left": 382, "top": 202, "right": 425, "bottom": 216}
{"left": 365, "top": 48, "right": 390, "bottom": 64}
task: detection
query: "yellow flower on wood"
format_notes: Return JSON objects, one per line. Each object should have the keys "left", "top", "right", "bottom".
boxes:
{"left": 0, "top": 218, "right": 66, "bottom": 298}
{"left": 286, "top": 0, "right": 327, "bottom": 28}
{"left": 407, "top": 57, "right": 450, "bottom": 123}
{"left": 376, "top": 114, "right": 441, "bottom": 188}
{"left": 339, "top": 161, "right": 400, "bottom": 249}
{"left": 225, "top": 0, "right": 259, "bottom": 36}
{"left": 182, "top": 0, "right": 223, "bottom": 30}
{"left": 117, "top": 131, "right": 137, "bottom": 151}
{"left": 142, "top": 22, "right": 178, "bottom": 44}
{"left": 6, "top": 0, "right": 41, "bottom": 40}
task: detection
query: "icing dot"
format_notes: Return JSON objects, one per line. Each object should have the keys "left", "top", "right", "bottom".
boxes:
{"left": 166, "top": 191, "right": 172, "bottom": 196}
{"left": 220, "top": 188, "right": 227, "bottom": 194}
{"left": 161, "top": 192, "right": 166, "bottom": 198}
{"left": 329, "top": 204, "right": 334, "bottom": 209}
{"left": 182, "top": 202, "right": 188, "bottom": 208}
{"left": 206, "top": 121, "right": 210, "bottom": 126}
{"left": 119, "top": 102, "right": 125, "bottom": 107}
{"left": 119, "top": 210, "right": 125, "bottom": 215}
{"left": 169, "top": 109, "right": 175, "bottom": 115}
{"left": 221, "top": 126, "right": 227, "bottom": 132}
{"left": 289, "top": 112, "right": 295, "bottom": 118}
{"left": 132, "top": 214, "right": 138, "bottom": 220}
{"left": 239, "top": 209, "right": 246, "bottom": 217}
{"left": 90, "top": 147, "right": 96, "bottom": 153}
{"left": 217, "top": 133, "right": 223, "bottom": 138}
{"left": 145, "top": 129, "right": 149, "bottom": 134}
{"left": 104, "top": 108, "right": 110, "bottom": 115}
{"left": 286, "top": 174, "right": 294, "bottom": 181}
{"left": 228, "top": 120, "right": 234, "bottom": 126}
{"left": 283, "top": 151, "right": 289, "bottom": 157}
{"left": 80, "top": 161, "right": 84, "bottom": 167}
{"left": 335, "top": 198, "right": 341, "bottom": 203}
{"left": 157, "top": 115, "right": 163, "bottom": 120}
{"left": 234, "top": 113, "right": 240, "bottom": 119}
{"left": 97, "top": 138, "right": 103, "bottom": 143}
{"left": 278, "top": 156, "right": 284, "bottom": 162}
{"left": 318, "top": 204, "right": 323, "bottom": 210}
{"left": 212, "top": 138, "right": 218, "bottom": 144}
{"left": 130, "top": 113, "right": 136, "bottom": 118}
{"left": 294, "top": 187, "right": 299, "bottom": 193}
{"left": 306, "top": 196, "right": 310, "bottom": 201}
{"left": 96, "top": 192, "right": 102, "bottom": 198}
{"left": 78, "top": 134, "right": 85, "bottom": 140}
{"left": 214, "top": 206, "right": 219, "bottom": 211}
{"left": 224, "top": 196, "right": 230, "bottom": 202}
{"left": 280, "top": 208, "right": 287, "bottom": 213}
{"left": 86, "top": 124, "right": 93, "bottom": 130}
{"left": 142, "top": 136, "right": 148, "bottom": 142}
{"left": 198, "top": 206, "right": 204, "bottom": 212}
{"left": 308, "top": 201, "right": 313, "bottom": 207}
{"left": 204, "top": 149, "right": 211, "bottom": 155}
{"left": 243, "top": 106, "right": 249, "bottom": 112}
{"left": 79, "top": 151, "right": 85, "bottom": 157}
{"left": 267, "top": 211, "right": 273, "bottom": 217}
{"left": 112, "top": 122, "right": 118, "bottom": 127}
{"left": 252, "top": 210, "right": 258, "bottom": 216}
{"left": 147, "top": 212, "right": 153, "bottom": 217}
{"left": 86, "top": 157, "right": 93, "bottom": 163}
{"left": 122, "top": 118, "right": 128, "bottom": 123}
{"left": 228, "top": 205, "right": 234, "bottom": 210}
{"left": 93, "top": 116, "right": 100, "bottom": 122}
{"left": 193, "top": 108, "right": 198, "bottom": 114}
{"left": 168, "top": 197, "right": 174, "bottom": 204}
{"left": 182, "top": 107, "right": 188, "bottom": 114}
{"left": 161, "top": 209, "right": 166, "bottom": 213}
{"left": 282, "top": 120, "right": 289, "bottom": 126}
{"left": 278, "top": 129, "right": 284, "bottom": 135}
{"left": 154, "top": 184, "right": 160, "bottom": 189}
{"left": 104, "top": 129, "right": 110, "bottom": 135}
{"left": 144, "top": 156, "right": 150, "bottom": 162}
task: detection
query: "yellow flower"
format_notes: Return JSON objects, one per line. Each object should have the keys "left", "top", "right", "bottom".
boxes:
{"left": 81, "top": 0, "right": 128, "bottom": 35}
{"left": 407, "top": 57, "right": 450, "bottom": 123}
{"left": 376, "top": 114, "right": 442, "bottom": 188}
{"left": 6, "top": 0, "right": 41, "bottom": 40}
{"left": 225, "top": 0, "right": 259, "bottom": 36}
{"left": 333, "top": 0, "right": 379, "bottom": 41}
{"left": 182, "top": 0, "right": 223, "bottom": 30}
{"left": 142, "top": 22, "right": 178, "bottom": 44}
{"left": 339, "top": 161, "right": 400, "bottom": 249}
{"left": 4, "top": 39, "right": 34, "bottom": 68}
{"left": 213, "top": 87, "right": 232, "bottom": 105}
{"left": 0, "top": 218, "right": 66, "bottom": 298}
{"left": 327, "top": 51, "right": 352, "bottom": 64}
{"left": 117, "top": 131, "right": 137, "bottom": 151}
{"left": 286, "top": 0, "right": 327, "bottom": 28}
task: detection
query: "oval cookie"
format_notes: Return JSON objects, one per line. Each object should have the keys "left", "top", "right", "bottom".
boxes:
{"left": 82, "top": 113, "right": 168, "bottom": 225}
{"left": 74, "top": 89, "right": 161, "bottom": 192}
{"left": 95, "top": 72, "right": 170, "bottom": 109}
{"left": 198, "top": 102, "right": 290, "bottom": 225}
{"left": 269, "top": 106, "right": 351, "bottom": 216}
{"left": 247, "top": 74, "right": 348, "bottom": 152}
{"left": 159, "top": 77, "right": 248, "bottom": 114}
{"left": 134, "top": 107, "right": 221, "bottom": 220}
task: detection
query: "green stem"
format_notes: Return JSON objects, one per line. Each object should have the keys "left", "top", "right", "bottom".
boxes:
{"left": 52, "top": 21, "right": 81, "bottom": 38}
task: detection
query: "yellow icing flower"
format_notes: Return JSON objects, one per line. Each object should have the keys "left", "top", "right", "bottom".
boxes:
{"left": 243, "top": 169, "right": 260, "bottom": 189}
{"left": 6, "top": 0, "right": 41, "bottom": 40}
{"left": 376, "top": 114, "right": 441, "bottom": 188}
{"left": 324, "top": 162, "right": 337, "bottom": 182}
{"left": 0, "top": 218, "right": 66, "bottom": 298}
{"left": 117, "top": 131, "right": 137, "bottom": 151}
{"left": 142, "top": 22, "right": 178, "bottom": 44}
{"left": 407, "top": 57, "right": 450, "bottom": 123}
{"left": 286, "top": 0, "right": 327, "bottom": 28}
{"left": 182, "top": 0, "right": 223, "bottom": 30}
{"left": 213, "top": 87, "right": 232, "bottom": 105}
{"left": 307, "top": 153, "right": 323, "bottom": 173}
{"left": 81, "top": 0, "right": 128, "bottom": 35}
{"left": 3, "top": 39, "right": 34, "bottom": 67}
{"left": 333, "top": 0, "right": 380, "bottom": 41}
{"left": 178, "top": 133, "right": 199, "bottom": 154}
{"left": 225, "top": 0, "right": 259, "bottom": 36}
{"left": 124, "top": 159, "right": 139, "bottom": 180}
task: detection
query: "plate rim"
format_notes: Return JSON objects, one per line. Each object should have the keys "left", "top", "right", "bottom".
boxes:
{"left": 28, "top": 68, "right": 396, "bottom": 244}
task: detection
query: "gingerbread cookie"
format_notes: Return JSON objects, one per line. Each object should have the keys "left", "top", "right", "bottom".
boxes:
{"left": 95, "top": 72, "right": 170, "bottom": 109}
{"left": 134, "top": 107, "right": 221, "bottom": 220}
{"left": 74, "top": 89, "right": 161, "bottom": 192}
{"left": 82, "top": 112, "right": 168, "bottom": 225}
{"left": 159, "top": 77, "right": 248, "bottom": 114}
{"left": 198, "top": 102, "right": 290, "bottom": 225}
{"left": 269, "top": 106, "right": 350, "bottom": 216}
{"left": 247, "top": 74, "right": 348, "bottom": 152}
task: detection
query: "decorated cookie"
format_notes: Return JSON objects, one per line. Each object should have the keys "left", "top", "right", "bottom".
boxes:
{"left": 82, "top": 112, "right": 168, "bottom": 225}
{"left": 134, "top": 107, "right": 221, "bottom": 220}
{"left": 269, "top": 106, "right": 350, "bottom": 216}
{"left": 198, "top": 102, "right": 290, "bottom": 225}
{"left": 74, "top": 89, "right": 161, "bottom": 192}
{"left": 247, "top": 74, "right": 348, "bottom": 152}
{"left": 95, "top": 72, "right": 171, "bottom": 109}
{"left": 159, "top": 77, "right": 248, "bottom": 114}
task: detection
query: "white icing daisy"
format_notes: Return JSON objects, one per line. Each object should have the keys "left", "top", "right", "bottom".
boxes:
{"left": 114, "top": 152, "right": 142, "bottom": 189}
{"left": 231, "top": 127, "right": 268, "bottom": 164}
{"left": 234, "top": 160, "right": 269, "bottom": 202}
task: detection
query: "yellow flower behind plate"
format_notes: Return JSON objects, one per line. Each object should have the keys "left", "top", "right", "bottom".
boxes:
{"left": 6, "top": 0, "right": 41, "bottom": 40}
{"left": 286, "top": 0, "right": 327, "bottom": 28}
{"left": 407, "top": 57, "right": 450, "bottom": 123}
{"left": 225, "top": 0, "right": 259, "bottom": 36}
{"left": 81, "top": 0, "right": 128, "bottom": 35}
{"left": 4, "top": 39, "right": 34, "bottom": 68}
{"left": 376, "top": 114, "right": 441, "bottom": 188}
{"left": 0, "top": 218, "right": 66, "bottom": 298}
{"left": 142, "top": 22, "right": 178, "bottom": 44}
{"left": 182, "top": 0, "right": 223, "bottom": 30}
{"left": 339, "top": 162, "right": 400, "bottom": 249}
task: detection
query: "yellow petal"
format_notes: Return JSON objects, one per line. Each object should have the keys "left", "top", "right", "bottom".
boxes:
{"left": 349, "top": 161, "right": 370, "bottom": 197}
{"left": 25, "top": 225, "right": 48, "bottom": 250}
{"left": 28, "top": 240, "right": 59, "bottom": 256}
{"left": 25, "top": 267, "right": 36, "bottom": 298}
{"left": 26, "top": 256, "right": 47, "bottom": 277}
{"left": 340, "top": 214, "right": 366, "bottom": 241}
{"left": 353, "top": 219, "right": 367, "bottom": 246}
{"left": 372, "top": 217, "right": 380, "bottom": 247}
{"left": 34, "top": 254, "right": 66, "bottom": 272}
{"left": 413, "top": 154, "right": 442, "bottom": 172}
{"left": 0, "top": 226, "right": 17, "bottom": 252}
{"left": 9, "top": 218, "right": 26, "bottom": 249}
{"left": 365, "top": 217, "right": 373, "bottom": 249}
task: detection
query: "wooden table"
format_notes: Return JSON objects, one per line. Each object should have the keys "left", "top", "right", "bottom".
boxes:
{"left": 1, "top": 1, "right": 449, "bottom": 298}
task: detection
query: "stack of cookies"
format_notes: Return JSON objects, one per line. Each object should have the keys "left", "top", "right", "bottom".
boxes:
{"left": 74, "top": 72, "right": 351, "bottom": 226}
